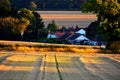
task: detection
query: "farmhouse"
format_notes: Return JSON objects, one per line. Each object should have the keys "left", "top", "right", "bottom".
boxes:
{"left": 47, "top": 27, "right": 106, "bottom": 46}
{"left": 47, "top": 32, "right": 57, "bottom": 39}
{"left": 75, "top": 28, "right": 86, "bottom": 35}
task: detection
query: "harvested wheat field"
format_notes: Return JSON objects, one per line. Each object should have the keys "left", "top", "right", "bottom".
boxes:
{"left": 0, "top": 51, "right": 120, "bottom": 80}
{"left": 38, "top": 11, "right": 97, "bottom": 27}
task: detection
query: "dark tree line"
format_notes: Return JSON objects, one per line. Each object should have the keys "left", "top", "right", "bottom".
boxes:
{"left": 0, "top": 0, "right": 46, "bottom": 41}
{"left": 10, "top": 0, "right": 87, "bottom": 10}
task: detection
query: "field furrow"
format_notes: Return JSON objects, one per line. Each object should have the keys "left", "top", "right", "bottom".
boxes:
{"left": 0, "top": 51, "right": 120, "bottom": 80}
{"left": 37, "top": 54, "right": 46, "bottom": 80}
{"left": 42, "top": 55, "right": 59, "bottom": 80}
{"left": 56, "top": 56, "right": 83, "bottom": 80}
{"left": 72, "top": 57, "right": 103, "bottom": 80}
{"left": 25, "top": 56, "right": 43, "bottom": 80}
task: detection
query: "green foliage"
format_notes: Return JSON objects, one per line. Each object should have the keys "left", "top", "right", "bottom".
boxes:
{"left": 38, "top": 28, "right": 48, "bottom": 39}
{"left": 0, "top": 1, "right": 44, "bottom": 41}
{"left": 106, "top": 41, "right": 120, "bottom": 53}
{"left": 82, "top": 0, "right": 120, "bottom": 52}
{"left": 15, "top": 17, "right": 30, "bottom": 34}
{"left": 87, "top": 21, "right": 99, "bottom": 37}
{"left": 24, "top": 11, "right": 45, "bottom": 40}
{"left": 0, "top": 0, "right": 11, "bottom": 7}
{"left": 0, "top": 0, "right": 11, "bottom": 17}
{"left": 29, "top": 1, "right": 37, "bottom": 11}
{"left": 47, "top": 20, "right": 59, "bottom": 32}
{"left": 0, "top": 16, "right": 30, "bottom": 40}
{"left": 32, "top": 11, "right": 45, "bottom": 29}
{"left": 18, "top": 8, "right": 34, "bottom": 20}
{"left": 82, "top": 0, "right": 99, "bottom": 13}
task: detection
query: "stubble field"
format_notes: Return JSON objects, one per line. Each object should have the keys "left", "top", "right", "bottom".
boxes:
{"left": 38, "top": 11, "right": 97, "bottom": 27}
{"left": 0, "top": 51, "right": 120, "bottom": 80}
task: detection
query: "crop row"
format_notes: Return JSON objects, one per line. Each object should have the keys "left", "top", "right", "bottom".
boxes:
{"left": 0, "top": 53, "right": 120, "bottom": 80}
{"left": 0, "top": 54, "right": 43, "bottom": 80}
{"left": 0, "top": 54, "right": 104, "bottom": 80}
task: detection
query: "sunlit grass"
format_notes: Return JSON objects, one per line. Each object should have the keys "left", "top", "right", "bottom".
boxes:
{"left": 0, "top": 40, "right": 103, "bottom": 53}
{"left": 7, "top": 54, "right": 39, "bottom": 62}
{"left": 0, "top": 53, "right": 8, "bottom": 58}
{"left": 0, "top": 54, "right": 43, "bottom": 80}
{"left": 81, "top": 57, "right": 107, "bottom": 64}
{"left": 0, "top": 52, "right": 120, "bottom": 80}
{"left": 56, "top": 56, "right": 72, "bottom": 64}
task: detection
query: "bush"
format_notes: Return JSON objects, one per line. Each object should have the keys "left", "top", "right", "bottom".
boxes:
{"left": 107, "top": 41, "right": 120, "bottom": 53}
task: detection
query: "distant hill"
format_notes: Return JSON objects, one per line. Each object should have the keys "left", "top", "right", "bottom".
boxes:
{"left": 10, "top": 0, "right": 88, "bottom": 10}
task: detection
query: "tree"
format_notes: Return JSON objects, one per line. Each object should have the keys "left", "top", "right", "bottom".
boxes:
{"left": 32, "top": 12, "right": 45, "bottom": 29}
{"left": 82, "top": 0, "right": 120, "bottom": 52}
{"left": 18, "top": 8, "right": 34, "bottom": 20}
{"left": 0, "top": 0, "right": 11, "bottom": 17}
{"left": 32, "top": 11, "right": 45, "bottom": 39}
{"left": 47, "top": 20, "right": 59, "bottom": 32}
{"left": 0, "top": 0, "right": 11, "bottom": 8}
{"left": 15, "top": 18, "right": 30, "bottom": 35}
{"left": 87, "top": 21, "right": 99, "bottom": 37}
{"left": 23, "top": 11, "right": 45, "bottom": 40}
{"left": 29, "top": 1, "right": 37, "bottom": 11}
{"left": 0, "top": 17, "right": 30, "bottom": 40}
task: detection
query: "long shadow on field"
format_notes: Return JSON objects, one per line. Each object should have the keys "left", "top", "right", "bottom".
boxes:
{"left": 101, "top": 57, "right": 120, "bottom": 69}
{"left": 3, "top": 60, "right": 37, "bottom": 67}
{"left": 0, "top": 70, "right": 30, "bottom": 80}
{"left": 0, "top": 55, "right": 43, "bottom": 80}
{"left": 80, "top": 57, "right": 120, "bottom": 80}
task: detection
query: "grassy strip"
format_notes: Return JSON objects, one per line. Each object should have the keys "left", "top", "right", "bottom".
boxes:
{"left": 0, "top": 41, "right": 104, "bottom": 53}
{"left": 0, "top": 54, "right": 11, "bottom": 63}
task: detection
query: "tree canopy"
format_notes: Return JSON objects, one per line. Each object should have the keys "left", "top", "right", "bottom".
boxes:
{"left": 82, "top": 0, "right": 120, "bottom": 52}
{"left": 29, "top": 1, "right": 37, "bottom": 11}
{"left": 47, "top": 20, "right": 59, "bottom": 32}
{"left": 0, "top": 0, "right": 45, "bottom": 41}
{"left": 0, "top": 0, "right": 11, "bottom": 17}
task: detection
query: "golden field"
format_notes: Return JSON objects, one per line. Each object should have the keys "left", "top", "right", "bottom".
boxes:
{"left": 38, "top": 11, "right": 97, "bottom": 27}
{"left": 0, "top": 51, "right": 120, "bottom": 80}
{"left": 0, "top": 40, "right": 119, "bottom": 80}
{"left": 0, "top": 40, "right": 105, "bottom": 53}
